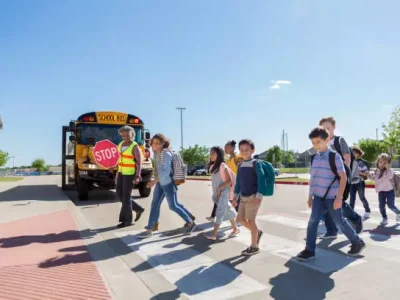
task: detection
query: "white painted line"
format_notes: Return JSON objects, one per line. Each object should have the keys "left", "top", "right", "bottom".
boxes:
{"left": 354, "top": 205, "right": 380, "bottom": 214}
{"left": 232, "top": 231, "right": 366, "bottom": 273}
{"left": 116, "top": 230, "right": 269, "bottom": 299}
{"left": 298, "top": 210, "right": 398, "bottom": 227}
{"left": 258, "top": 214, "right": 308, "bottom": 229}
{"left": 265, "top": 213, "right": 400, "bottom": 252}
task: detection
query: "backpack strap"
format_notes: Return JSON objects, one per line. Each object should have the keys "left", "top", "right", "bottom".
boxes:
{"left": 329, "top": 151, "right": 339, "bottom": 178}
{"left": 320, "top": 152, "right": 339, "bottom": 200}
{"left": 252, "top": 159, "right": 257, "bottom": 174}
{"left": 333, "top": 136, "right": 342, "bottom": 158}
{"left": 310, "top": 154, "right": 316, "bottom": 167}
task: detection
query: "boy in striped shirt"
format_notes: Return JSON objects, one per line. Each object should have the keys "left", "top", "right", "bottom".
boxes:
{"left": 297, "top": 127, "right": 366, "bottom": 261}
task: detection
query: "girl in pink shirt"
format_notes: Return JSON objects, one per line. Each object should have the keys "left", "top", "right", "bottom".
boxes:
{"left": 369, "top": 154, "right": 400, "bottom": 225}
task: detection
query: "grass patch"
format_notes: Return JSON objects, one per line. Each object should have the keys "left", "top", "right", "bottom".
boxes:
{"left": 275, "top": 178, "right": 309, "bottom": 182}
{"left": 0, "top": 177, "right": 23, "bottom": 182}
{"left": 279, "top": 168, "right": 310, "bottom": 174}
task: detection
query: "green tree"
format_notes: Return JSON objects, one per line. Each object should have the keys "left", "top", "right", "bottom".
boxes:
{"left": 0, "top": 150, "right": 9, "bottom": 167}
{"left": 283, "top": 150, "right": 295, "bottom": 164}
{"left": 32, "top": 159, "right": 48, "bottom": 171}
{"left": 382, "top": 105, "right": 400, "bottom": 157}
{"left": 356, "top": 139, "right": 387, "bottom": 163}
{"left": 266, "top": 145, "right": 283, "bottom": 166}
{"left": 180, "top": 145, "right": 209, "bottom": 166}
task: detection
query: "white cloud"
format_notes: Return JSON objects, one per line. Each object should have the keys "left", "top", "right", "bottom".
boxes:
{"left": 269, "top": 80, "right": 291, "bottom": 90}
{"left": 275, "top": 80, "right": 292, "bottom": 85}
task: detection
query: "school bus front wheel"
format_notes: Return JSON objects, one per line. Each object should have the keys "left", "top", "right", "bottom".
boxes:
{"left": 77, "top": 179, "right": 90, "bottom": 201}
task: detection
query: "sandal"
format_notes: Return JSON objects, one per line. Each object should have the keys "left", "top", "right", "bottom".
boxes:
{"left": 204, "top": 233, "right": 217, "bottom": 241}
{"left": 229, "top": 230, "right": 240, "bottom": 238}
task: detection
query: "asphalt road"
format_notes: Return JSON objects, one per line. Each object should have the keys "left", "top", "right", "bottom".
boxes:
{"left": 65, "top": 179, "right": 400, "bottom": 300}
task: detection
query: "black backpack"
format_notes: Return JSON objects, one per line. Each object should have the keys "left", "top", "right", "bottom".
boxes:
{"left": 310, "top": 151, "right": 351, "bottom": 201}
{"left": 333, "top": 136, "right": 356, "bottom": 171}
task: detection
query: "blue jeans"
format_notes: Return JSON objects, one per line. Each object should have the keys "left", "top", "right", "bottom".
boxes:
{"left": 324, "top": 201, "right": 361, "bottom": 235}
{"left": 306, "top": 196, "right": 361, "bottom": 253}
{"left": 147, "top": 182, "right": 192, "bottom": 229}
{"left": 378, "top": 190, "right": 400, "bottom": 219}
{"left": 350, "top": 181, "right": 371, "bottom": 213}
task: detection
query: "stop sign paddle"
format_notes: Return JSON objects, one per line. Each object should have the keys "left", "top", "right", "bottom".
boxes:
{"left": 92, "top": 139, "right": 120, "bottom": 169}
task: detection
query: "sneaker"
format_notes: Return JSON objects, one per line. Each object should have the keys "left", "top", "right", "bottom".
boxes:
{"left": 242, "top": 246, "right": 260, "bottom": 256}
{"left": 138, "top": 231, "right": 153, "bottom": 239}
{"left": 184, "top": 222, "right": 197, "bottom": 234}
{"left": 135, "top": 209, "right": 145, "bottom": 222}
{"left": 145, "top": 222, "right": 159, "bottom": 232}
{"left": 296, "top": 249, "right": 315, "bottom": 261}
{"left": 318, "top": 233, "right": 338, "bottom": 240}
{"left": 257, "top": 230, "right": 263, "bottom": 246}
{"left": 396, "top": 213, "right": 400, "bottom": 223}
{"left": 363, "top": 212, "right": 371, "bottom": 220}
{"left": 205, "top": 216, "right": 214, "bottom": 222}
{"left": 190, "top": 214, "right": 196, "bottom": 222}
{"left": 241, "top": 247, "right": 250, "bottom": 255}
{"left": 381, "top": 218, "right": 388, "bottom": 226}
{"left": 347, "top": 240, "right": 366, "bottom": 256}
{"left": 117, "top": 222, "right": 132, "bottom": 228}
{"left": 355, "top": 218, "right": 363, "bottom": 234}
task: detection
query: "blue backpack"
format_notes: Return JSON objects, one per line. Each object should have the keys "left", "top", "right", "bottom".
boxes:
{"left": 252, "top": 159, "right": 276, "bottom": 196}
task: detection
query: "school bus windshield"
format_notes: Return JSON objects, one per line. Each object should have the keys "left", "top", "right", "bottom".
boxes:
{"left": 76, "top": 124, "right": 143, "bottom": 146}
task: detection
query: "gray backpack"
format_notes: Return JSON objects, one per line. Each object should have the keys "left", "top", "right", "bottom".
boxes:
{"left": 390, "top": 173, "right": 400, "bottom": 198}
{"left": 171, "top": 151, "right": 187, "bottom": 185}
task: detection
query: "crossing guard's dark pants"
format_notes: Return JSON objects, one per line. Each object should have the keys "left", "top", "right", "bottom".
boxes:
{"left": 116, "top": 173, "right": 144, "bottom": 224}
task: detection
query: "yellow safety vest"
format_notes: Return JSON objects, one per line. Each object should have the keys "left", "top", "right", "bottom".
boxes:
{"left": 118, "top": 141, "right": 137, "bottom": 175}
{"left": 227, "top": 154, "right": 242, "bottom": 175}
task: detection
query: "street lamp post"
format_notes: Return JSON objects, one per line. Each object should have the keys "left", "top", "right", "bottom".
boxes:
{"left": 176, "top": 107, "right": 186, "bottom": 150}
{"left": 10, "top": 156, "right": 15, "bottom": 168}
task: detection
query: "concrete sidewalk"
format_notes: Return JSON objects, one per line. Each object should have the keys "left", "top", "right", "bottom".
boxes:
{"left": 0, "top": 176, "right": 154, "bottom": 300}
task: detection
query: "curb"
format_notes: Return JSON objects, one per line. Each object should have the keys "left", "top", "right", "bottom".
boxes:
{"left": 186, "top": 177, "right": 376, "bottom": 189}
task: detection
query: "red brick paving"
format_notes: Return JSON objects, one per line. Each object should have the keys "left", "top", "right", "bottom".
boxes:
{"left": 0, "top": 210, "right": 112, "bottom": 300}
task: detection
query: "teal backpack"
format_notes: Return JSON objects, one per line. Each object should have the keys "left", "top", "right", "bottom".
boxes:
{"left": 252, "top": 159, "right": 276, "bottom": 196}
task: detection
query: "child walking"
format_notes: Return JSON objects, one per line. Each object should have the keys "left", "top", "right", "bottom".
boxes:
{"left": 207, "top": 140, "right": 243, "bottom": 221}
{"left": 139, "top": 134, "right": 196, "bottom": 238}
{"left": 234, "top": 139, "right": 265, "bottom": 256}
{"left": 204, "top": 146, "right": 239, "bottom": 240}
{"left": 297, "top": 127, "right": 365, "bottom": 261}
{"left": 369, "top": 153, "right": 400, "bottom": 225}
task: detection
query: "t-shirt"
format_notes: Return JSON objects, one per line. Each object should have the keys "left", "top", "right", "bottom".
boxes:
{"left": 328, "top": 136, "right": 351, "bottom": 157}
{"left": 226, "top": 154, "right": 242, "bottom": 175}
{"left": 356, "top": 159, "right": 369, "bottom": 182}
{"left": 234, "top": 159, "right": 265, "bottom": 199}
{"left": 309, "top": 148, "right": 345, "bottom": 200}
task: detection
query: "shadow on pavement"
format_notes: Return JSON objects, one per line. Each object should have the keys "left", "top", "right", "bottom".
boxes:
{"left": 150, "top": 255, "right": 250, "bottom": 300}
{"left": 0, "top": 185, "right": 67, "bottom": 202}
{"left": 269, "top": 260, "right": 335, "bottom": 300}
{"left": 0, "top": 226, "right": 117, "bottom": 249}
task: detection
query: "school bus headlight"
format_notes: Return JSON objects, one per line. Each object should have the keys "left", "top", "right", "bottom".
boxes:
{"left": 82, "top": 163, "right": 98, "bottom": 169}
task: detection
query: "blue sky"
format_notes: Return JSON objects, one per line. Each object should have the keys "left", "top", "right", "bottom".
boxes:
{"left": 1, "top": 0, "right": 399, "bottom": 167}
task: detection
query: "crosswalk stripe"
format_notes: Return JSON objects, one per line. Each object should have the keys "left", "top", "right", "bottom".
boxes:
{"left": 260, "top": 213, "right": 400, "bottom": 252}
{"left": 116, "top": 230, "right": 269, "bottom": 300}
{"left": 299, "top": 210, "right": 398, "bottom": 226}
{"left": 231, "top": 231, "right": 366, "bottom": 274}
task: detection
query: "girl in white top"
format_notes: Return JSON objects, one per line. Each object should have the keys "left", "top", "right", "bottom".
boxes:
{"left": 204, "top": 146, "right": 239, "bottom": 240}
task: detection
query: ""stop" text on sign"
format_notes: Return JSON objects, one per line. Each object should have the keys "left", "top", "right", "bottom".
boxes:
{"left": 94, "top": 148, "right": 118, "bottom": 162}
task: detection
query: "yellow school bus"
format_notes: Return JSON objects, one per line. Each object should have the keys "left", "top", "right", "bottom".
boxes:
{"left": 61, "top": 111, "right": 153, "bottom": 200}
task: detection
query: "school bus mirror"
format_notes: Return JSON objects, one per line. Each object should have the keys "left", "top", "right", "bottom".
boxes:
{"left": 69, "top": 136, "right": 76, "bottom": 143}
{"left": 144, "top": 131, "right": 151, "bottom": 141}
{"left": 69, "top": 121, "right": 76, "bottom": 131}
